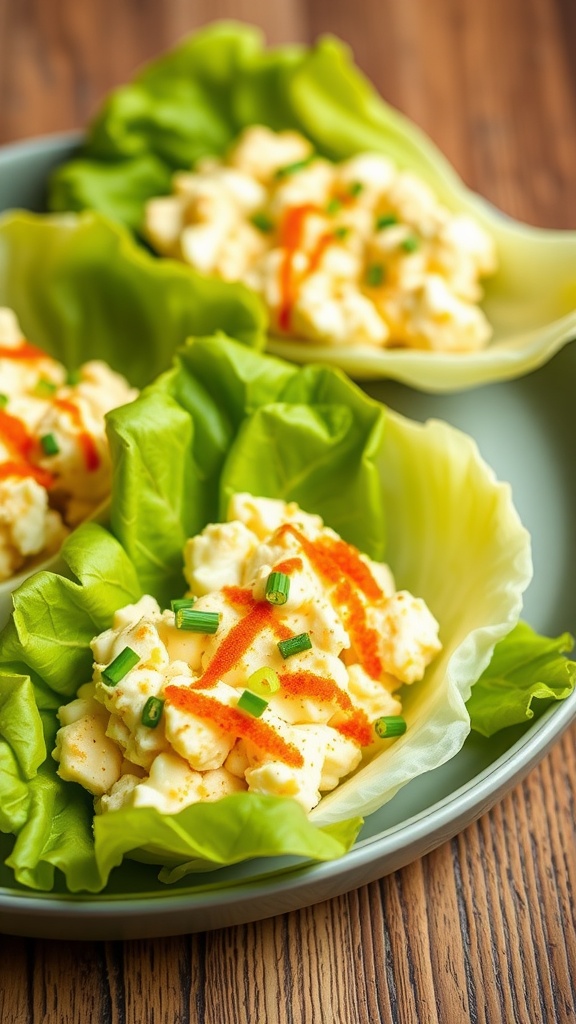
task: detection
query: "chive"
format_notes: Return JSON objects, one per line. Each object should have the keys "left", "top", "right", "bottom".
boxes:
{"left": 326, "top": 197, "right": 343, "bottom": 215}
{"left": 375, "top": 213, "right": 398, "bottom": 230}
{"left": 365, "top": 263, "right": 385, "bottom": 288}
{"left": 237, "top": 689, "right": 268, "bottom": 718}
{"left": 102, "top": 647, "right": 140, "bottom": 687}
{"left": 275, "top": 154, "right": 315, "bottom": 179}
{"left": 141, "top": 695, "right": 165, "bottom": 729}
{"left": 265, "top": 571, "right": 290, "bottom": 606}
{"left": 176, "top": 608, "right": 220, "bottom": 633}
{"left": 348, "top": 181, "right": 364, "bottom": 197}
{"left": 333, "top": 225, "right": 350, "bottom": 240}
{"left": 34, "top": 378, "right": 57, "bottom": 398}
{"left": 250, "top": 211, "right": 274, "bottom": 233}
{"left": 401, "top": 235, "right": 420, "bottom": 253}
{"left": 40, "top": 432, "right": 59, "bottom": 456}
{"left": 246, "top": 667, "right": 281, "bottom": 696}
{"left": 277, "top": 632, "right": 312, "bottom": 659}
{"left": 171, "top": 597, "right": 196, "bottom": 614}
{"left": 0, "top": 394, "right": 8, "bottom": 409}
{"left": 374, "top": 715, "right": 407, "bottom": 739}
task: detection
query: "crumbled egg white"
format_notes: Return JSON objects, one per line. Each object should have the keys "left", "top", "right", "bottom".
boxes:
{"left": 144, "top": 126, "right": 497, "bottom": 353}
{"left": 0, "top": 308, "right": 137, "bottom": 581}
{"left": 53, "top": 494, "right": 442, "bottom": 816}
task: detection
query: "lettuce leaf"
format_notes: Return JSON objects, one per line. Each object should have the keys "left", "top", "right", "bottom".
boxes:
{"left": 468, "top": 621, "right": 576, "bottom": 737}
{"left": 0, "top": 208, "right": 266, "bottom": 388}
{"left": 0, "top": 335, "right": 539, "bottom": 891}
{"left": 47, "top": 21, "right": 576, "bottom": 392}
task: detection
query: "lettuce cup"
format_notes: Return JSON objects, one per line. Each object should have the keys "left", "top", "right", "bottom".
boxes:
{"left": 48, "top": 22, "right": 576, "bottom": 391}
{"left": 0, "top": 209, "right": 265, "bottom": 625}
{"left": 0, "top": 336, "right": 539, "bottom": 893}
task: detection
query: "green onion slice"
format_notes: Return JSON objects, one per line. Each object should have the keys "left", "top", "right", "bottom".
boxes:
{"left": 365, "top": 264, "right": 385, "bottom": 288}
{"left": 374, "top": 715, "right": 407, "bottom": 739}
{"left": 40, "top": 432, "right": 59, "bottom": 456}
{"left": 170, "top": 597, "right": 196, "bottom": 614}
{"left": 250, "top": 211, "right": 274, "bottom": 233}
{"left": 277, "top": 632, "right": 312, "bottom": 659}
{"left": 66, "top": 368, "right": 81, "bottom": 386}
{"left": 237, "top": 689, "right": 268, "bottom": 718}
{"left": 348, "top": 181, "right": 364, "bottom": 197}
{"left": 333, "top": 225, "right": 350, "bottom": 240}
{"left": 265, "top": 571, "right": 290, "bottom": 606}
{"left": 176, "top": 608, "right": 220, "bottom": 633}
{"left": 246, "top": 667, "right": 281, "bottom": 696}
{"left": 141, "top": 696, "right": 165, "bottom": 729}
{"left": 401, "top": 235, "right": 420, "bottom": 253}
{"left": 375, "top": 213, "right": 398, "bottom": 230}
{"left": 326, "top": 197, "right": 343, "bottom": 215}
{"left": 275, "top": 154, "right": 315, "bottom": 179}
{"left": 34, "top": 378, "right": 57, "bottom": 397}
{"left": 0, "top": 394, "right": 8, "bottom": 409}
{"left": 102, "top": 647, "right": 140, "bottom": 686}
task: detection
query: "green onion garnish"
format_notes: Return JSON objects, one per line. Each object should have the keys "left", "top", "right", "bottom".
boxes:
{"left": 348, "top": 181, "right": 364, "bottom": 197}
{"left": 250, "top": 211, "right": 274, "bottom": 233}
{"left": 246, "top": 666, "right": 281, "bottom": 696}
{"left": 375, "top": 213, "right": 398, "bottom": 230}
{"left": 237, "top": 689, "right": 268, "bottom": 718}
{"left": 0, "top": 394, "right": 8, "bottom": 409}
{"left": 141, "top": 696, "right": 165, "bottom": 729}
{"left": 333, "top": 226, "right": 350, "bottom": 240}
{"left": 265, "top": 571, "right": 290, "bottom": 606}
{"left": 66, "top": 368, "right": 81, "bottom": 386}
{"left": 34, "top": 378, "right": 57, "bottom": 398}
{"left": 275, "top": 155, "right": 315, "bottom": 179}
{"left": 374, "top": 715, "right": 407, "bottom": 739}
{"left": 40, "top": 432, "right": 59, "bottom": 456}
{"left": 102, "top": 647, "right": 140, "bottom": 687}
{"left": 277, "top": 632, "right": 312, "bottom": 659}
{"left": 176, "top": 608, "right": 220, "bottom": 633}
{"left": 170, "top": 597, "right": 196, "bottom": 614}
{"left": 365, "top": 264, "right": 385, "bottom": 288}
{"left": 326, "top": 197, "right": 343, "bottom": 215}
{"left": 401, "top": 236, "right": 420, "bottom": 253}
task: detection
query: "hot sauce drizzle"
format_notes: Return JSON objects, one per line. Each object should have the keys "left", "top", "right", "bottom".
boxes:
{"left": 164, "top": 686, "right": 304, "bottom": 768}
{"left": 53, "top": 398, "right": 101, "bottom": 472}
{"left": 0, "top": 409, "right": 55, "bottom": 487}
{"left": 0, "top": 342, "right": 48, "bottom": 361}
{"left": 278, "top": 669, "right": 374, "bottom": 746}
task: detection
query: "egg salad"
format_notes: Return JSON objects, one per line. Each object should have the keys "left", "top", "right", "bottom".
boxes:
{"left": 144, "top": 126, "right": 497, "bottom": 353}
{"left": 0, "top": 307, "right": 137, "bottom": 581}
{"left": 52, "top": 494, "right": 442, "bottom": 816}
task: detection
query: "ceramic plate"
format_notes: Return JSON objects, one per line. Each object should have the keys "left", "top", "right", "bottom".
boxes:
{"left": 0, "top": 136, "right": 575, "bottom": 940}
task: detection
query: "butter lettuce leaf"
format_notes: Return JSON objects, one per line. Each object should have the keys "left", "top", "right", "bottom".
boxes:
{"left": 47, "top": 21, "right": 576, "bottom": 392}
{"left": 468, "top": 622, "right": 576, "bottom": 737}
{"left": 0, "top": 336, "right": 544, "bottom": 890}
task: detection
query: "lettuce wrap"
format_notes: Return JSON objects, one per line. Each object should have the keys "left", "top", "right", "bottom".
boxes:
{"left": 48, "top": 21, "right": 576, "bottom": 391}
{"left": 3, "top": 335, "right": 573, "bottom": 895}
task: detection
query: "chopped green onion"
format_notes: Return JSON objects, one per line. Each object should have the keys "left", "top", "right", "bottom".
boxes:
{"left": 365, "top": 263, "right": 385, "bottom": 288}
{"left": 40, "top": 432, "right": 59, "bottom": 456}
{"left": 277, "top": 632, "right": 312, "bottom": 659}
{"left": 374, "top": 715, "right": 407, "bottom": 739}
{"left": 0, "top": 394, "right": 8, "bottom": 409}
{"left": 250, "top": 211, "right": 274, "bottom": 233}
{"left": 66, "top": 368, "right": 81, "bottom": 386}
{"left": 247, "top": 666, "right": 281, "bottom": 696}
{"left": 275, "top": 154, "right": 315, "bottom": 179}
{"left": 176, "top": 608, "right": 220, "bottom": 633}
{"left": 333, "top": 226, "right": 350, "bottom": 240}
{"left": 141, "top": 696, "right": 165, "bottom": 729}
{"left": 348, "top": 181, "right": 364, "bottom": 197}
{"left": 326, "top": 197, "right": 343, "bottom": 215}
{"left": 265, "top": 571, "right": 290, "bottom": 606}
{"left": 102, "top": 647, "right": 140, "bottom": 687}
{"left": 375, "top": 213, "right": 398, "bottom": 230}
{"left": 401, "top": 235, "right": 420, "bottom": 253}
{"left": 34, "top": 378, "right": 57, "bottom": 398}
{"left": 237, "top": 689, "right": 269, "bottom": 718}
{"left": 170, "top": 597, "right": 196, "bottom": 614}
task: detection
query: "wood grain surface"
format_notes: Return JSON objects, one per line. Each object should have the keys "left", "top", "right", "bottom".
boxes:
{"left": 1, "top": 1, "right": 576, "bottom": 1022}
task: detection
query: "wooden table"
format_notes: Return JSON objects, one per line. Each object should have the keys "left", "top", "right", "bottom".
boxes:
{"left": 1, "top": 1, "right": 575, "bottom": 1020}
